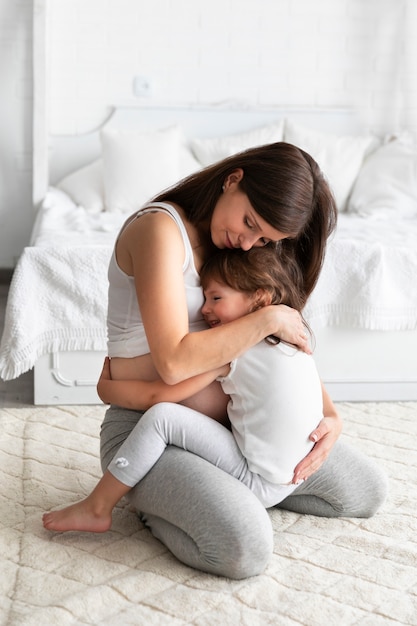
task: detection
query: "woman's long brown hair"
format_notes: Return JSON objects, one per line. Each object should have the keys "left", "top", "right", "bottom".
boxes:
{"left": 154, "top": 141, "right": 337, "bottom": 304}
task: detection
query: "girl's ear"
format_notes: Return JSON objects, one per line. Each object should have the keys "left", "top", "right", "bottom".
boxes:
{"left": 252, "top": 288, "right": 273, "bottom": 310}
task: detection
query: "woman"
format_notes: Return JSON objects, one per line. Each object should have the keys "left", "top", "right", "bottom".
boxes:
{"left": 56, "top": 143, "right": 389, "bottom": 578}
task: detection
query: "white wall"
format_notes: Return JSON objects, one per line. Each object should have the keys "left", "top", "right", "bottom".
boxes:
{"left": 0, "top": 0, "right": 33, "bottom": 268}
{"left": 1, "top": 0, "right": 416, "bottom": 268}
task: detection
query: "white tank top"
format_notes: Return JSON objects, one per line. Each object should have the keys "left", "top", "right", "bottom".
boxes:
{"left": 107, "top": 202, "right": 206, "bottom": 357}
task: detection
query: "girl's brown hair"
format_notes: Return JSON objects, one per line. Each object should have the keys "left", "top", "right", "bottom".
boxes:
{"left": 199, "top": 247, "right": 305, "bottom": 313}
{"left": 154, "top": 141, "right": 337, "bottom": 305}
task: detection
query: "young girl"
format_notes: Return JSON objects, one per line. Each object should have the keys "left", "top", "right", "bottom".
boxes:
{"left": 43, "top": 247, "right": 324, "bottom": 532}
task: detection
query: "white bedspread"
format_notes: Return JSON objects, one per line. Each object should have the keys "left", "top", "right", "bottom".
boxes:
{"left": 1, "top": 189, "right": 417, "bottom": 380}
{"left": 304, "top": 212, "right": 417, "bottom": 330}
{"left": 0, "top": 190, "right": 125, "bottom": 380}
{"left": 0, "top": 246, "right": 112, "bottom": 380}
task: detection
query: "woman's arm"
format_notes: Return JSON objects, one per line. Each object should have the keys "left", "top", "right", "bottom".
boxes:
{"left": 292, "top": 381, "right": 343, "bottom": 483}
{"left": 119, "top": 212, "right": 309, "bottom": 385}
{"left": 97, "top": 357, "right": 229, "bottom": 410}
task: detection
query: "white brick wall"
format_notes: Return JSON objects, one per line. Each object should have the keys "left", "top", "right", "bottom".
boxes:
{"left": 0, "top": 0, "right": 33, "bottom": 268}
{"left": 0, "top": 0, "right": 416, "bottom": 267}
{"left": 47, "top": 0, "right": 417, "bottom": 136}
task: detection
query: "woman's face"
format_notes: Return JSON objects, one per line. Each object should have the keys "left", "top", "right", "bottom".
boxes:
{"left": 210, "top": 171, "right": 287, "bottom": 251}
{"left": 202, "top": 279, "right": 255, "bottom": 327}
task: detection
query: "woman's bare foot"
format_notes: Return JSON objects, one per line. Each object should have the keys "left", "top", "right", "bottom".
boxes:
{"left": 42, "top": 498, "right": 112, "bottom": 533}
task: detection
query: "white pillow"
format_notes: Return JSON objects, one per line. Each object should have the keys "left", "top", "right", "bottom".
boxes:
{"left": 347, "top": 138, "right": 417, "bottom": 218}
{"left": 284, "top": 119, "right": 378, "bottom": 211}
{"left": 57, "top": 159, "right": 104, "bottom": 213}
{"left": 101, "top": 125, "right": 182, "bottom": 213}
{"left": 179, "top": 144, "right": 202, "bottom": 178}
{"left": 190, "top": 121, "right": 285, "bottom": 166}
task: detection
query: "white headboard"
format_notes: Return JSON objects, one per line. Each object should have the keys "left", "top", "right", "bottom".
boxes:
{"left": 33, "top": 0, "right": 363, "bottom": 206}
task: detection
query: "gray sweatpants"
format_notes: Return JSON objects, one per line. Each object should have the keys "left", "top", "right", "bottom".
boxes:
{"left": 100, "top": 403, "right": 388, "bottom": 579}
{"left": 107, "top": 402, "right": 299, "bottom": 508}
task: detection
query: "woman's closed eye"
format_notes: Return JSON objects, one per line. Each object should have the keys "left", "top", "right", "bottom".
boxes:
{"left": 244, "top": 218, "right": 270, "bottom": 247}
{"left": 244, "top": 217, "right": 255, "bottom": 230}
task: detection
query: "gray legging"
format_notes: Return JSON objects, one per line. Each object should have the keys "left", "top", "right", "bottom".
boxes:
{"left": 100, "top": 405, "right": 388, "bottom": 580}
{"left": 107, "top": 402, "right": 306, "bottom": 508}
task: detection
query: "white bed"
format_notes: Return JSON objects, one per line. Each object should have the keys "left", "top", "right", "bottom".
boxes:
{"left": 1, "top": 3, "right": 417, "bottom": 404}
{"left": 0, "top": 104, "right": 417, "bottom": 404}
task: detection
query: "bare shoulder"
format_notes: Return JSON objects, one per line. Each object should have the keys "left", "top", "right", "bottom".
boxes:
{"left": 120, "top": 209, "right": 181, "bottom": 245}
{"left": 116, "top": 209, "right": 185, "bottom": 272}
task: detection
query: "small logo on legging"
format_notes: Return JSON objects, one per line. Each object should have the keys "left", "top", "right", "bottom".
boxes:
{"left": 115, "top": 457, "right": 129, "bottom": 468}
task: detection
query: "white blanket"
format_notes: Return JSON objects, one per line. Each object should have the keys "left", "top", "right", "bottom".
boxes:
{"left": 1, "top": 191, "right": 417, "bottom": 380}
{"left": 304, "top": 213, "right": 417, "bottom": 330}
{"left": 0, "top": 246, "right": 112, "bottom": 380}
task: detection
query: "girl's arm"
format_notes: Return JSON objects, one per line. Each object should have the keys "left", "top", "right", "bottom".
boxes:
{"left": 292, "top": 381, "right": 343, "bottom": 483}
{"left": 119, "top": 212, "right": 309, "bottom": 385}
{"left": 97, "top": 357, "right": 229, "bottom": 410}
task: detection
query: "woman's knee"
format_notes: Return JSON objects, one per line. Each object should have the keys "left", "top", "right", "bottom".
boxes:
{"left": 355, "top": 460, "right": 389, "bottom": 518}
{"left": 333, "top": 442, "right": 389, "bottom": 518}
{"left": 280, "top": 441, "right": 389, "bottom": 519}
{"left": 222, "top": 510, "right": 273, "bottom": 579}
{"left": 206, "top": 490, "right": 273, "bottom": 579}
{"left": 129, "top": 446, "right": 273, "bottom": 579}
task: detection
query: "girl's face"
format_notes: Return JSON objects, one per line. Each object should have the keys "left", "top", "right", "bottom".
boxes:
{"left": 202, "top": 279, "right": 256, "bottom": 327}
{"left": 210, "top": 170, "right": 287, "bottom": 251}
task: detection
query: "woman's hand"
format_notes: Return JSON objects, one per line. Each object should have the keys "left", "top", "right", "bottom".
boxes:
{"left": 292, "top": 411, "right": 343, "bottom": 484}
{"left": 267, "top": 304, "right": 311, "bottom": 354}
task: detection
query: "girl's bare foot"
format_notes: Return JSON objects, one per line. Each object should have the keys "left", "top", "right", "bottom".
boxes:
{"left": 42, "top": 498, "right": 112, "bottom": 533}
